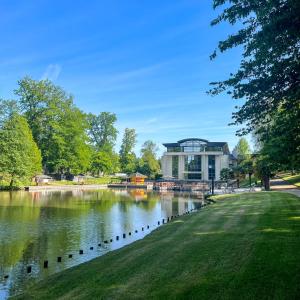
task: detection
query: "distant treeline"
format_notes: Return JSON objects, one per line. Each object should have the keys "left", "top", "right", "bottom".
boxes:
{"left": 0, "top": 77, "right": 160, "bottom": 187}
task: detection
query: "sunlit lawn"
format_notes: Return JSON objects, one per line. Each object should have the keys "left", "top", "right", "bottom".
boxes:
{"left": 15, "top": 192, "right": 300, "bottom": 299}
{"left": 281, "top": 173, "right": 300, "bottom": 187}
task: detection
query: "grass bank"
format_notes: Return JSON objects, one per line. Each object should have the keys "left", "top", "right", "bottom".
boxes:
{"left": 281, "top": 173, "right": 300, "bottom": 187}
{"left": 15, "top": 192, "right": 300, "bottom": 299}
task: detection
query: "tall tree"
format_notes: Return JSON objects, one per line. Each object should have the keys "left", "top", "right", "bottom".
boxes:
{"left": 232, "top": 138, "right": 251, "bottom": 160}
{"left": 209, "top": 0, "right": 300, "bottom": 135}
{"left": 87, "top": 112, "right": 118, "bottom": 151}
{"left": 0, "top": 114, "right": 42, "bottom": 188}
{"left": 138, "top": 140, "right": 160, "bottom": 179}
{"left": 91, "top": 151, "right": 119, "bottom": 176}
{"left": 254, "top": 107, "right": 300, "bottom": 171}
{"left": 14, "top": 77, "right": 91, "bottom": 174}
{"left": 119, "top": 128, "right": 137, "bottom": 173}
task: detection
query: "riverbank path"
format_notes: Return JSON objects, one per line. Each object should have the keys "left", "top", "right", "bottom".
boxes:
{"left": 271, "top": 178, "right": 300, "bottom": 197}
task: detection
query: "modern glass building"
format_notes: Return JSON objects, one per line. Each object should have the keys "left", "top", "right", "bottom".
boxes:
{"left": 161, "top": 138, "right": 230, "bottom": 181}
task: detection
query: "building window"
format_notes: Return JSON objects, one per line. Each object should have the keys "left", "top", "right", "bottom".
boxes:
{"left": 208, "top": 155, "right": 215, "bottom": 180}
{"left": 184, "top": 155, "right": 201, "bottom": 180}
{"left": 172, "top": 156, "right": 178, "bottom": 178}
{"left": 184, "top": 173, "right": 202, "bottom": 180}
{"left": 185, "top": 155, "right": 201, "bottom": 171}
{"left": 167, "top": 147, "right": 181, "bottom": 152}
{"left": 180, "top": 141, "right": 206, "bottom": 152}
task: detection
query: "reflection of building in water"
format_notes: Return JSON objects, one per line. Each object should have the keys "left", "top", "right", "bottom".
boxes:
{"left": 128, "top": 189, "right": 147, "bottom": 201}
{"left": 159, "top": 191, "right": 204, "bottom": 216}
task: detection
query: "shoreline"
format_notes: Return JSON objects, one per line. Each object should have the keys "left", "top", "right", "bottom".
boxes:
{"left": 25, "top": 184, "right": 108, "bottom": 192}
{"left": 13, "top": 192, "right": 300, "bottom": 299}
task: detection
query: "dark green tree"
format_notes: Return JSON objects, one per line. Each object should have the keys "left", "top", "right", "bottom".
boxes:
{"left": 240, "top": 159, "right": 255, "bottom": 187}
{"left": 220, "top": 168, "right": 234, "bottom": 182}
{"left": 210, "top": 0, "right": 300, "bottom": 135}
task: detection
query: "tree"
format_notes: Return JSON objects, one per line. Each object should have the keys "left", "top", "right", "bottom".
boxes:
{"left": 254, "top": 107, "right": 300, "bottom": 172}
{"left": 91, "top": 150, "right": 119, "bottom": 176}
{"left": 14, "top": 77, "right": 91, "bottom": 174}
{"left": 137, "top": 140, "right": 160, "bottom": 179}
{"left": 119, "top": 128, "right": 137, "bottom": 173}
{"left": 232, "top": 138, "right": 251, "bottom": 160}
{"left": 209, "top": 0, "right": 300, "bottom": 135}
{"left": 87, "top": 112, "right": 118, "bottom": 151}
{"left": 255, "top": 155, "right": 275, "bottom": 191}
{"left": 240, "top": 159, "right": 255, "bottom": 187}
{"left": 0, "top": 114, "right": 42, "bottom": 188}
{"left": 220, "top": 168, "right": 234, "bottom": 182}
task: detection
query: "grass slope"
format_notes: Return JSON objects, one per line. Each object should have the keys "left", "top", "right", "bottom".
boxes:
{"left": 282, "top": 174, "right": 300, "bottom": 187}
{"left": 14, "top": 192, "right": 300, "bottom": 300}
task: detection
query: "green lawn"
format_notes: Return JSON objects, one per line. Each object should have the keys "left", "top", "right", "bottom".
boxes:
{"left": 282, "top": 173, "right": 300, "bottom": 187}
{"left": 14, "top": 192, "right": 300, "bottom": 299}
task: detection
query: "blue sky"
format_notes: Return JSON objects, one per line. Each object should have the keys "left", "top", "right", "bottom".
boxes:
{"left": 0, "top": 0, "right": 249, "bottom": 155}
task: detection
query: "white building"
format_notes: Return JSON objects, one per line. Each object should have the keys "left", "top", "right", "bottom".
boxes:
{"left": 161, "top": 138, "right": 230, "bottom": 181}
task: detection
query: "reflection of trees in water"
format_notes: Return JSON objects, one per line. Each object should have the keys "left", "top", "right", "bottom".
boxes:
{"left": 0, "top": 188, "right": 203, "bottom": 297}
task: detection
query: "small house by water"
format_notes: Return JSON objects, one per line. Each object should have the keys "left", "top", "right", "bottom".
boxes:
{"left": 130, "top": 172, "right": 147, "bottom": 184}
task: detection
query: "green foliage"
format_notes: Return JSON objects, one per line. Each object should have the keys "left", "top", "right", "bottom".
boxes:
{"left": 91, "top": 150, "right": 119, "bottom": 175}
{"left": 14, "top": 77, "right": 91, "bottom": 174}
{"left": 255, "top": 107, "right": 300, "bottom": 171}
{"left": 232, "top": 138, "right": 251, "bottom": 160}
{"left": 87, "top": 112, "right": 118, "bottom": 151}
{"left": 239, "top": 159, "right": 254, "bottom": 176}
{"left": 0, "top": 114, "right": 42, "bottom": 187}
{"left": 119, "top": 128, "right": 137, "bottom": 173}
{"left": 210, "top": 0, "right": 300, "bottom": 135}
{"left": 220, "top": 168, "right": 234, "bottom": 181}
{"left": 137, "top": 140, "right": 160, "bottom": 179}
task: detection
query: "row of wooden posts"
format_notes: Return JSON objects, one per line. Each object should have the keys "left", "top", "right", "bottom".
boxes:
{"left": 2, "top": 204, "right": 210, "bottom": 280}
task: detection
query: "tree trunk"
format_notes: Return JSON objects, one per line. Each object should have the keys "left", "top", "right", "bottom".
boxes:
{"left": 263, "top": 175, "right": 270, "bottom": 191}
{"left": 9, "top": 176, "right": 14, "bottom": 189}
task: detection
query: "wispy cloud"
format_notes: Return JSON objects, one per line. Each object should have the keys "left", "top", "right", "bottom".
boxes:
{"left": 41, "top": 64, "right": 62, "bottom": 81}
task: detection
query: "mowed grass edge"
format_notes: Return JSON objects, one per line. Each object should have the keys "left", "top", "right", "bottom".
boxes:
{"left": 13, "top": 192, "right": 300, "bottom": 300}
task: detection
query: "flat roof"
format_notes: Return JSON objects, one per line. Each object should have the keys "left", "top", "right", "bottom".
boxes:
{"left": 163, "top": 138, "right": 229, "bottom": 154}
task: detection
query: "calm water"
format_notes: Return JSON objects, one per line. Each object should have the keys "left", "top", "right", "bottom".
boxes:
{"left": 0, "top": 188, "right": 204, "bottom": 299}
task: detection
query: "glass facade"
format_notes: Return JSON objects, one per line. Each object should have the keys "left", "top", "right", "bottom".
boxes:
{"left": 172, "top": 156, "right": 178, "bottom": 178}
{"left": 208, "top": 155, "right": 216, "bottom": 180}
{"left": 167, "top": 146, "right": 181, "bottom": 152}
{"left": 166, "top": 142, "right": 223, "bottom": 153}
{"left": 184, "top": 155, "right": 202, "bottom": 180}
{"left": 180, "top": 141, "right": 206, "bottom": 152}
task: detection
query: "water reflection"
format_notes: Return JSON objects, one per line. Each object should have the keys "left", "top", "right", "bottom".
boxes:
{"left": 0, "top": 189, "right": 204, "bottom": 298}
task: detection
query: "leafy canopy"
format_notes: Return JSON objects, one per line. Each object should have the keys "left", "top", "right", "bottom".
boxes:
{"left": 210, "top": 0, "right": 300, "bottom": 134}
{"left": 119, "top": 128, "right": 137, "bottom": 173}
{"left": 14, "top": 77, "right": 91, "bottom": 174}
{"left": 0, "top": 112, "right": 42, "bottom": 186}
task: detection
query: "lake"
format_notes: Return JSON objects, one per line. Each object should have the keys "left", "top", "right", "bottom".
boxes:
{"left": 0, "top": 188, "right": 204, "bottom": 299}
